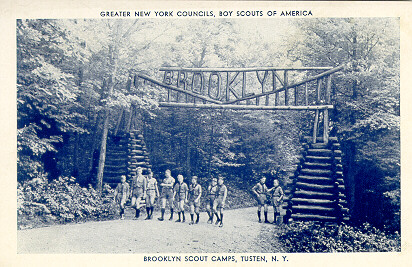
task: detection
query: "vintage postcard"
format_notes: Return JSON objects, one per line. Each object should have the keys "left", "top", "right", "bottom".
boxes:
{"left": 1, "top": 0, "right": 411, "bottom": 266}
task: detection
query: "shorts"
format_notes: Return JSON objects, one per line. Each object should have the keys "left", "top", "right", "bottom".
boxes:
{"left": 272, "top": 198, "right": 283, "bottom": 212}
{"left": 189, "top": 198, "right": 200, "bottom": 208}
{"left": 146, "top": 190, "right": 156, "bottom": 205}
{"left": 257, "top": 194, "right": 267, "bottom": 205}
{"left": 161, "top": 189, "right": 174, "bottom": 200}
{"left": 132, "top": 187, "right": 144, "bottom": 199}
{"left": 214, "top": 197, "right": 225, "bottom": 209}
{"left": 206, "top": 196, "right": 215, "bottom": 208}
{"left": 116, "top": 195, "right": 127, "bottom": 206}
{"left": 175, "top": 194, "right": 186, "bottom": 202}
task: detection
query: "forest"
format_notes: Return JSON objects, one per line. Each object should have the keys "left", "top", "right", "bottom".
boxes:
{"left": 17, "top": 18, "right": 400, "bottom": 251}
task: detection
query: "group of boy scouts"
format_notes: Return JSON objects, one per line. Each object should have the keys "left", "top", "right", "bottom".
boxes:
{"left": 114, "top": 167, "right": 283, "bottom": 227}
{"left": 114, "top": 167, "right": 227, "bottom": 227}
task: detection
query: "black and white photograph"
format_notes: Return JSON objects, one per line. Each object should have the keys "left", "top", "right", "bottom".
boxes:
{"left": 1, "top": 1, "right": 410, "bottom": 266}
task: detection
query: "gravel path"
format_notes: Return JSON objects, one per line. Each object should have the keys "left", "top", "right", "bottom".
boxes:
{"left": 18, "top": 207, "right": 285, "bottom": 253}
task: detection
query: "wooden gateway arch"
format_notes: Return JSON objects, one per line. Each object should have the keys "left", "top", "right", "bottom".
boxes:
{"left": 110, "top": 65, "right": 349, "bottom": 223}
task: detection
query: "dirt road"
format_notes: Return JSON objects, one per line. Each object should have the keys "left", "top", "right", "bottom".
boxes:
{"left": 18, "top": 207, "right": 285, "bottom": 253}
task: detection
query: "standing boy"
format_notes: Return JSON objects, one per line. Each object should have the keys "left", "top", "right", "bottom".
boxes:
{"left": 158, "top": 169, "right": 176, "bottom": 221}
{"left": 145, "top": 170, "right": 159, "bottom": 220}
{"left": 206, "top": 177, "right": 218, "bottom": 224}
{"left": 251, "top": 176, "right": 270, "bottom": 223}
{"left": 188, "top": 176, "right": 202, "bottom": 225}
{"left": 131, "top": 167, "right": 147, "bottom": 219}
{"left": 213, "top": 176, "right": 227, "bottom": 227}
{"left": 114, "top": 175, "right": 130, "bottom": 220}
{"left": 173, "top": 174, "right": 189, "bottom": 223}
{"left": 268, "top": 179, "right": 284, "bottom": 224}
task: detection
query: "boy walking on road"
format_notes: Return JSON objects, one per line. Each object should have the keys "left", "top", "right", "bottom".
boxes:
{"left": 206, "top": 177, "right": 218, "bottom": 224}
{"left": 158, "top": 169, "right": 176, "bottom": 221}
{"left": 173, "top": 174, "right": 189, "bottom": 223}
{"left": 145, "top": 170, "right": 159, "bottom": 220}
{"left": 114, "top": 175, "right": 130, "bottom": 220}
{"left": 188, "top": 176, "right": 202, "bottom": 225}
{"left": 213, "top": 176, "right": 227, "bottom": 227}
{"left": 252, "top": 176, "right": 270, "bottom": 223}
{"left": 131, "top": 167, "right": 146, "bottom": 219}
{"left": 268, "top": 179, "right": 284, "bottom": 224}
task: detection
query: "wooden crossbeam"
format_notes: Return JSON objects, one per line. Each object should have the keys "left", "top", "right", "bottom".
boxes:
{"left": 137, "top": 74, "right": 222, "bottom": 104}
{"left": 159, "top": 102, "right": 333, "bottom": 110}
{"left": 224, "top": 65, "right": 344, "bottom": 105}
{"left": 160, "top": 66, "right": 334, "bottom": 72}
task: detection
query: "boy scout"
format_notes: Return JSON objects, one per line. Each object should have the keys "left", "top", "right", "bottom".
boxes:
{"left": 131, "top": 167, "right": 147, "bottom": 219}
{"left": 213, "top": 176, "right": 227, "bottom": 227}
{"left": 268, "top": 179, "right": 284, "bottom": 224}
{"left": 251, "top": 176, "right": 270, "bottom": 223}
{"left": 188, "top": 176, "right": 202, "bottom": 225}
{"left": 145, "top": 170, "right": 159, "bottom": 220}
{"left": 206, "top": 177, "right": 218, "bottom": 224}
{"left": 173, "top": 174, "right": 189, "bottom": 223}
{"left": 158, "top": 169, "right": 176, "bottom": 221}
{"left": 114, "top": 175, "right": 130, "bottom": 220}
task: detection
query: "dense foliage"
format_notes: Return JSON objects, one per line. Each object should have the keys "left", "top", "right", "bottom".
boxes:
{"left": 18, "top": 176, "right": 117, "bottom": 229}
{"left": 278, "top": 221, "right": 400, "bottom": 252}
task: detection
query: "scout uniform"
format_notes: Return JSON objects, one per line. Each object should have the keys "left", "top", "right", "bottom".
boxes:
{"left": 174, "top": 181, "right": 189, "bottom": 222}
{"left": 252, "top": 182, "right": 269, "bottom": 206}
{"left": 206, "top": 182, "right": 218, "bottom": 223}
{"left": 158, "top": 172, "right": 175, "bottom": 221}
{"left": 213, "top": 180, "right": 227, "bottom": 227}
{"left": 215, "top": 184, "right": 227, "bottom": 209}
{"left": 161, "top": 176, "right": 175, "bottom": 201}
{"left": 270, "top": 185, "right": 284, "bottom": 223}
{"left": 252, "top": 181, "right": 270, "bottom": 223}
{"left": 114, "top": 181, "right": 130, "bottom": 219}
{"left": 132, "top": 174, "right": 147, "bottom": 199}
{"left": 145, "top": 175, "right": 159, "bottom": 219}
{"left": 131, "top": 174, "right": 147, "bottom": 218}
{"left": 189, "top": 182, "right": 202, "bottom": 224}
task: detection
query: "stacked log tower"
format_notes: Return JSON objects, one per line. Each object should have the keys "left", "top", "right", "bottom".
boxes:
{"left": 102, "top": 134, "right": 128, "bottom": 187}
{"left": 127, "top": 130, "right": 152, "bottom": 181}
{"left": 102, "top": 131, "right": 151, "bottom": 187}
{"left": 284, "top": 136, "right": 350, "bottom": 223}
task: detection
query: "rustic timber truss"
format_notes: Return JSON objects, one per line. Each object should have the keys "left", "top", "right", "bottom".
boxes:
{"left": 137, "top": 65, "right": 343, "bottom": 143}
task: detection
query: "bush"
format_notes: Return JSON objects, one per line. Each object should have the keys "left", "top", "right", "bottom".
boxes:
{"left": 18, "top": 176, "right": 118, "bottom": 229}
{"left": 277, "top": 221, "right": 400, "bottom": 252}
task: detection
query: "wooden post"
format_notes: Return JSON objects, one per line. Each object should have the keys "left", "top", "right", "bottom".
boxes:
{"left": 273, "top": 71, "right": 279, "bottom": 106}
{"left": 313, "top": 110, "right": 319, "bottom": 143}
{"left": 323, "top": 109, "right": 329, "bottom": 143}
{"left": 305, "top": 82, "right": 308, "bottom": 106}
{"left": 242, "top": 72, "right": 246, "bottom": 97}
{"left": 125, "top": 104, "right": 134, "bottom": 133}
{"left": 294, "top": 86, "right": 298, "bottom": 106}
{"left": 316, "top": 78, "right": 322, "bottom": 104}
{"left": 284, "top": 70, "right": 289, "bottom": 105}
{"left": 114, "top": 109, "right": 124, "bottom": 136}
{"left": 226, "top": 72, "right": 230, "bottom": 102}
{"left": 326, "top": 75, "right": 332, "bottom": 104}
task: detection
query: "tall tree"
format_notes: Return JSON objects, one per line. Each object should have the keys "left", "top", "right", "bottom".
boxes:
{"left": 287, "top": 18, "right": 400, "bottom": 229}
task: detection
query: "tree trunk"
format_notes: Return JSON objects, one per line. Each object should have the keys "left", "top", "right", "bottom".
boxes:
{"left": 185, "top": 112, "right": 191, "bottom": 178}
{"left": 72, "top": 132, "right": 80, "bottom": 177}
{"left": 207, "top": 118, "right": 214, "bottom": 178}
{"left": 96, "top": 44, "right": 118, "bottom": 193}
{"left": 96, "top": 110, "right": 110, "bottom": 192}
{"left": 87, "top": 111, "right": 101, "bottom": 177}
